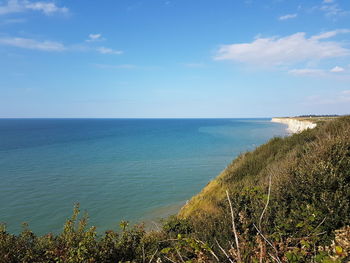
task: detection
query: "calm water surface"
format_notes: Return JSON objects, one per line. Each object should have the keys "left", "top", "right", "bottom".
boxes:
{"left": 0, "top": 118, "right": 287, "bottom": 234}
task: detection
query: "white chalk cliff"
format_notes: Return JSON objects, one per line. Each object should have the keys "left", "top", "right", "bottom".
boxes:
{"left": 271, "top": 118, "right": 317, "bottom": 134}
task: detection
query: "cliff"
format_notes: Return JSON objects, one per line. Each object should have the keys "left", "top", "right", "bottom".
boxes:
{"left": 177, "top": 116, "right": 350, "bottom": 260}
{"left": 271, "top": 117, "right": 317, "bottom": 133}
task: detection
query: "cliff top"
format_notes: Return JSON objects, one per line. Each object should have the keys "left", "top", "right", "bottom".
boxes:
{"left": 272, "top": 116, "right": 340, "bottom": 123}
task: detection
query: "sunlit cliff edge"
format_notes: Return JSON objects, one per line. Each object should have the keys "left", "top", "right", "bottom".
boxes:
{"left": 271, "top": 117, "right": 317, "bottom": 133}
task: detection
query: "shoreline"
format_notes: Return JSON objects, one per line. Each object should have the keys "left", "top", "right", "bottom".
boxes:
{"left": 271, "top": 117, "right": 317, "bottom": 134}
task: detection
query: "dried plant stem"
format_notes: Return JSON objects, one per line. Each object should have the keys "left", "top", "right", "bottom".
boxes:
{"left": 253, "top": 224, "right": 281, "bottom": 263}
{"left": 259, "top": 238, "right": 265, "bottom": 263}
{"left": 175, "top": 248, "right": 185, "bottom": 263}
{"left": 163, "top": 256, "right": 177, "bottom": 263}
{"left": 215, "top": 239, "right": 235, "bottom": 263}
{"left": 148, "top": 249, "right": 158, "bottom": 263}
{"left": 142, "top": 244, "right": 145, "bottom": 263}
{"left": 307, "top": 217, "right": 326, "bottom": 237}
{"left": 196, "top": 239, "right": 220, "bottom": 262}
{"left": 226, "top": 190, "right": 242, "bottom": 263}
{"left": 259, "top": 174, "right": 272, "bottom": 231}
{"left": 254, "top": 175, "right": 281, "bottom": 263}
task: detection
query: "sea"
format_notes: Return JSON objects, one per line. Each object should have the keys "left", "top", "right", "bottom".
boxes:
{"left": 0, "top": 118, "right": 287, "bottom": 235}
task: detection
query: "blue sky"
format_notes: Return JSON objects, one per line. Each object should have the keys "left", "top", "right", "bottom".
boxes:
{"left": 0, "top": 0, "right": 349, "bottom": 118}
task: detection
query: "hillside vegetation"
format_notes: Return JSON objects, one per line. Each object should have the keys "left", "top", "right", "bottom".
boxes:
{"left": 1, "top": 116, "right": 350, "bottom": 262}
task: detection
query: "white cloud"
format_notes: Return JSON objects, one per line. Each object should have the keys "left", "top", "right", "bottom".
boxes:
{"left": 289, "top": 66, "right": 348, "bottom": 77}
{"left": 86, "top": 33, "right": 104, "bottom": 42}
{"left": 330, "top": 66, "right": 345, "bottom": 72}
{"left": 323, "top": 0, "right": 334, "bottom": 3}
{"left": 25, "top": 1, "right": 68, "bottom": 15}
{"left": 0, "top": 0, "right": 68, "bottom": 15}
{"left": 184, "top": 63, "right": 206, "bottom": 68}
{"left": 0, "top": 36, "right": 123, "bottom": 55}
{"left": 288, "top": 68, "right": 325, "bottom": 76}
{"left": 94, "top": 64, "right": 136, "bottom": 69}
{"left": 311, "top": 29, "right": 350, "bottom": 40}
{"left": 319, "top": 3, "right": 349, "bottom": 18}
{"left": 0, "top": 17, "right": 26, "bottom": 25}
{"left": 0, "top": 36, "right": 65, "bottom": 51}
{"left": 96, "top": 46, "right": 123, "bottom": 55}
{"left": 279, "top": 13, "right": 297, "bottom": 20}
{"left": 214, "top": 30, "right": 350, "bottom": 67}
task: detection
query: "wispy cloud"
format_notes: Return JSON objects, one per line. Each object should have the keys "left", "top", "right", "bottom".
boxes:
{"left": 0, "top": 0, "right": 68, "bottom": 15}
{"left": 279, "top": 13, "right": 297, "bottom": 21}
{"left": 86, "top": 33, "right": 104, "bottom": 42}
{"left": 96, "top": 46, "right": 123, "bottom": 55}
{"left": 0, "top": 17, "right": 26, "bottom": 25}
{"left": 311, "top": 29, "right": 350, "bottom": 40}
{"left": 306, "top": 90, "right": 350, "bottom": 106}
{"left": 0, "top": 35, "right": 124, "bottom": 55}
{"left": 330, "top": 66, "right": 345, "bottom": 72}
{"left": 288, "top": 68, "right": 325, "bottom": 76}
{"left": 94, "top": 64, "right": 136, "bottom": 69}
{"left": 316, "top": 0, "right": 349, "bottom": 19}
{"left": 183, "top": 63, "right": 206, "bottom": 68}
{"left": 320, "top": 5, "right": 348, "bottom": 18}
{"left": 0, "top": 36, "right": 65, "bottom": 51}
{"left": 289, "top": 66, "right": 348, "bottom": 76}
{"left": 214, "top": 30, "right": 350, "bottom": 68}
{"left": 25, "top": 1, "right": 68, "bottom": 15}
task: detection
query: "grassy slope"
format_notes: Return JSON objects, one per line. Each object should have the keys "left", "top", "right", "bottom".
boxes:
{"left": 179, "top": 116, "right": 350, "bottom": 237}
{"left": 179, "top": 124, "right": 317, "bottom": 218}
{"left": 173, "top": 116, "right": 350, "bottom": 261}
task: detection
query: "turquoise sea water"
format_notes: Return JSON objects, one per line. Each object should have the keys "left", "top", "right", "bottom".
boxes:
{"left": 0, "top": 119, "right": 287, "bottom": 235}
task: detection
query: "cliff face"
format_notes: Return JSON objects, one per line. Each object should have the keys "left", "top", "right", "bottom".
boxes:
{"left": 271, "top": 117, "right": 317, "bottom": 133}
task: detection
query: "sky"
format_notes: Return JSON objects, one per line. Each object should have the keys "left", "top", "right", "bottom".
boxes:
{"left": 0, "top": 0, "right": 349, "bottom": 118}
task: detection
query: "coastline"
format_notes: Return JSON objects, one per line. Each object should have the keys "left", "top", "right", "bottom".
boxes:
{"left": 271, "top": 117, "right": 317, "bottom": 134}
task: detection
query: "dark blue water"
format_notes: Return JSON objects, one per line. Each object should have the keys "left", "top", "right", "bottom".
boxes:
{"left": 0, "top": 118, "right": 287, "bottom": 235}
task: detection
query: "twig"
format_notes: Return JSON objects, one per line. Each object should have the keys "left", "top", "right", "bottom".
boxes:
{"left": 163, "top": 255, "right": 178, "bottom": 263}
{"left": 229, "top": 241, "right": 234, "bottom": 251}
{"left": 307, "top": 217, "right": 326, "bottom": 237}
{"left": 259, "top": 174, "right": 272, "bottom": 231}
{"left": 253, "top": 224, "right": 282, "bottom": 263}
{"left": 142, "top": 244, "right": 145, "bottom": 263}
{"left": 175, "top": 248, "right": 185, "bottom": 263}
{"left": 159, "top": 237, "right": 219, "bottom": 262}
{"left": 196, "top": 239, "right": 220, "bottom": 262}
{"left": 268, "top": 252, "right": 280, "bottom": 263}
{"left": 159, "top": 238, "right": 182, "bottom": 243}
{"left": 215, "top": 238, "right": 234, "bottom": 263}
{"left": 226, "top": 190, "right": 242, "bottom": 263}
{"left": 148, "top": 248, "right": 158, "bottom": 263}
{"left": 314, "top": 231, "right": 327, "bottom": 236}
{"left": 254, "top": 175, "right": 282, "bottom": 263}
{"left": 259, "top": 238, "right": 264, "bottom": 263}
